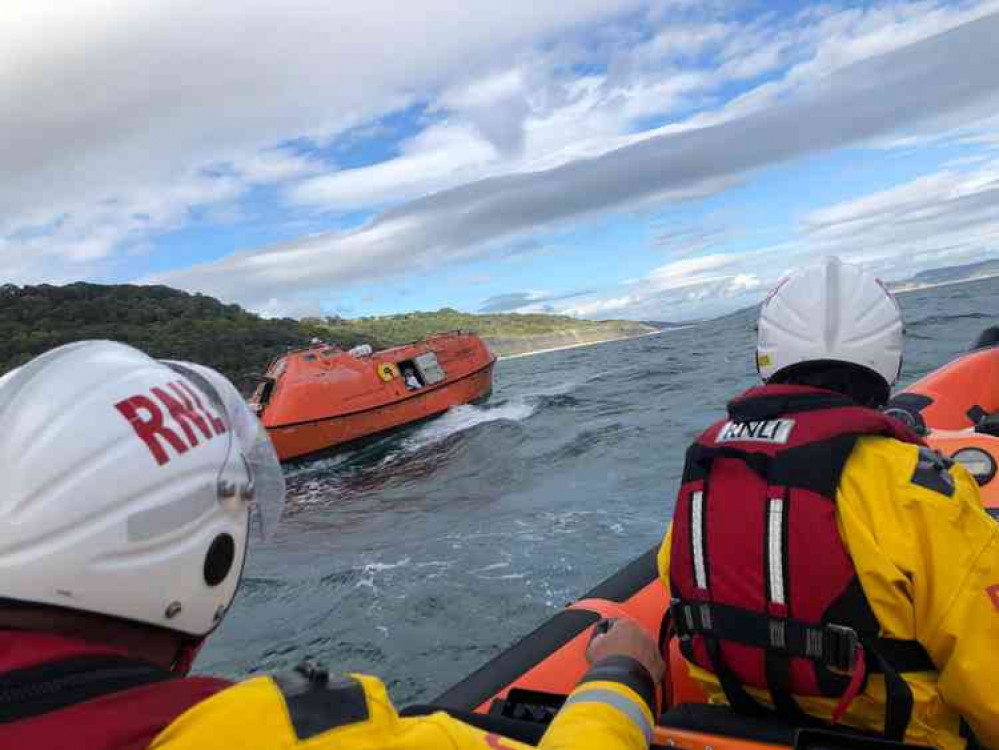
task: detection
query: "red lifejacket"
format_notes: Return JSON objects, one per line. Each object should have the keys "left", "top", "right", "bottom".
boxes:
{"left": 668, "top": 385, "right": 936, "bottom": 740}
{"left": 0, "top": 631, "right": 230, "bottom": 750}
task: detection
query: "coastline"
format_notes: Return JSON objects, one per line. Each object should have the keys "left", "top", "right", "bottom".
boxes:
{"left": 494, "top": 273, "right": 999, "bottom": 365}
{"left": 892, "top": 272, "right": 999, "bottom": 296}
{"left": 496, "top": 327, "right": 684, "bottom": 361}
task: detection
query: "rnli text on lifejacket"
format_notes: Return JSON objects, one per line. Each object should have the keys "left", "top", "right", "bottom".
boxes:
{"left": 717, "top": 419, "right": 795, "bottom": 444}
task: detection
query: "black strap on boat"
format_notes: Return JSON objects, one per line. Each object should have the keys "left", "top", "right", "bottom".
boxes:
{"left": 967, "top": 405, "right": 990, "bottom": 426}
{"left": 658, "top": 607, "right": 674, "bottom": 657}
{"left": 0, "top": 655, "right": 172, "bottom": 724}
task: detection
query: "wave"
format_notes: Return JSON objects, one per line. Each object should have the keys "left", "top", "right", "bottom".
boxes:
{"left": 401, "top": 399, "right": 537, "bottom": 452}
{"left": 282, "top": 447, "right": 363, "bottom": 480}
{"left": 908, "top": 311, "right": 992, "bottom": 327}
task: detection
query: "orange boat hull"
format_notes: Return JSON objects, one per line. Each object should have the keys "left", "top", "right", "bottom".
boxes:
{"left": 253, "top": 332, "right": 495, "bottom": 461}
{"left": 432, "top": 340, "right": 999, "bottom": 749}
{"left": 267, "top": 363, "right": 493, "bottom": 461}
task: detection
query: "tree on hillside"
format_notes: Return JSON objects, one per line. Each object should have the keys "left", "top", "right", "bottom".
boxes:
{"left": 0, "top": 283, "right": 377, "bottom": 391}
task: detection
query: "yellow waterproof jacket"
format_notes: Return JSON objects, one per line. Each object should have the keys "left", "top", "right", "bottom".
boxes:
{"left": 659, "top": 434, "right": 999, "bottom": 750}
{"left": 150, "top": 659, "right": 656, "bottom": 750}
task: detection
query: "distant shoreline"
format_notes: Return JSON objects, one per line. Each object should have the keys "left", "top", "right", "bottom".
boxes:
{"left": 891, "top": 272, "right": 999, "bottom": 296}
{"left": 489, "top": 273, "right": 999, "bottom": 365}
{"left": 496, "top": 327, "right": 685, "bottom": 361}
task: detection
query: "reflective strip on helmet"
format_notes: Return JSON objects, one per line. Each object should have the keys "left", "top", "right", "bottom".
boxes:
{"left": 767, "top": 497, "right": 785, "bottom": 606}
{"left": 691, "top": 490, "right": 708, "bottom": 591}
{"left": 127, "top": 489, "right": 215, "bottom": 542}
{"left": 562, "top": 688, "right": 653, "bottom": 744}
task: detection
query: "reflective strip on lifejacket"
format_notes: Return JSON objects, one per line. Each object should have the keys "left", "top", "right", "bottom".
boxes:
{"left": 691, "top": 490, "right": 708, "bottom": 591}
{"left": 767, "top": 497, "right": 785, "bottom": 607}
{"left": 562, "top": 688, "right": 654, "bottom": 744}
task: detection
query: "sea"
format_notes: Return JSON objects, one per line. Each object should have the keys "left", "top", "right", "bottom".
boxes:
{"left": 197, "top": 276, "right": 999, "bottom": 705}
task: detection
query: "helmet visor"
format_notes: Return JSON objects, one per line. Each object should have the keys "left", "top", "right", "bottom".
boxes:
{"left": 164, "top": 361, "right": 286, "bottom": 541}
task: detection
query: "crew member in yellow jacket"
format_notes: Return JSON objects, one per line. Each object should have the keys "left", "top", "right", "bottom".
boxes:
{"left": 152, "top": 618, "right": 662, "bottom": 750}
{"left": 659, "top": 258, "right": 999, "bottom": 750}
{"left": 0, "top": 341, "right": 662, "bottom": 750}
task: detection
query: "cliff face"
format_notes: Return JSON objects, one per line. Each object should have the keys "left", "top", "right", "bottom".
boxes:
{"left": 482, "top": 322, "right": 657, "bottom": 358}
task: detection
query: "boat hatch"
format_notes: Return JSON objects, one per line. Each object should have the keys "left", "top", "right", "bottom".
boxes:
{"left": 250, "top": 377, "right": 277, "bottom": 414}
{"left": 414, "top": 352, "right": 446, "bottom": 385}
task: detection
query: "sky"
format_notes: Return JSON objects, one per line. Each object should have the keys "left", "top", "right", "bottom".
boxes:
{"left": 3, "top": 0, "right": 999, "bottom": 322}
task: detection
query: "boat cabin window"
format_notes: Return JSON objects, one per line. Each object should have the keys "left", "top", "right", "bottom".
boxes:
{"left": 251, "top": 378, "right": 276, "bottom": 411}
{"left": 414, "top": 352, "right": 446, "bottom": 385}
{"left": 397, "top": 359, "right": 425, "bottom": 390}
{"left": 303, "top": 353, "right": 317, "bottom": 362}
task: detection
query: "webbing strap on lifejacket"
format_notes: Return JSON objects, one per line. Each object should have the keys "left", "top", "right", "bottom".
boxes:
{"left": 672, "top": 598, "right": 935, "bottom": 739}
{"left": 0, "top": 655, "right": 172, "bottom": 724}
{"left": 961, "top": 718, "right": 984, "bottom": 750}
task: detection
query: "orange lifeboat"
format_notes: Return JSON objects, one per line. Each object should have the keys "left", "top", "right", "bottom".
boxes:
{"left": 422, "top": 335, "right": 999, "bottom": 750}
{"left": 251, "top": 332, "right": 495, "bottom": 462}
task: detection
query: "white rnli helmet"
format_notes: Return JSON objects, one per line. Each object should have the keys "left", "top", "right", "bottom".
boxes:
{"left": 757, "top": 256, "right": 903, "bottom": 387}
{"left": 0, "top": 341, "right": 285, "bottom": 637}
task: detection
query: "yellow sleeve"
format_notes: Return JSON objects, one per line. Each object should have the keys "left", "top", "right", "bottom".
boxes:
{"left": 539, "top": 678, "right": 654, "bottom": 750}
{"left": 924, "top": 512, "right": 999, "bottom": 747}
{"left": 658, "top": 524, "right": 673, "bottom": 595}
{"left": 837, "top": 437, "right": 999, "bottom": 746}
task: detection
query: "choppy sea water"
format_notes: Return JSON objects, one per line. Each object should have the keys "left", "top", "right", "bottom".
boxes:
{"left": 197, "top": 276, "right": 999, "bottom": 704}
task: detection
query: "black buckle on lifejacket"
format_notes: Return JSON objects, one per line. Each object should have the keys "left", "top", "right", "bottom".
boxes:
{"left": 823, "top": 624, "right": 860, "bottom": 674}
{"left": 671, "top": 600, "right": 714, "bottom": 641}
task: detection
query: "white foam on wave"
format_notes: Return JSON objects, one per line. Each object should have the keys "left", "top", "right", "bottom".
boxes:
{"left": 283, "top": 452, "right": 352, "bottom": 480}
{"left": 286, "top": 391, "right": 544, "bottom": 478}
{"left": 361, "top": 557, "right": 412, "bottom": 574}
{"left": 401, "top": 399, "right": 537, "bottom": 452}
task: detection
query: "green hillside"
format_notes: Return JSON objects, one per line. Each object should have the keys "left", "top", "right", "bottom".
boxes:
{"left": 314, "top": 308, "right": 638, "bottom": 343}
{"left": 0, "top": 283, "right": 375, "bottom": 388}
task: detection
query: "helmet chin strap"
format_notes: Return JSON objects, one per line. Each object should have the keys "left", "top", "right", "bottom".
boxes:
{"left": 171, "top": 636, "right": 206, "bottom": 676}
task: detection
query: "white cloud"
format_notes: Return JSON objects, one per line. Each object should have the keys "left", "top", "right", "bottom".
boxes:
{"left": 2, "top": 0, "right": 648, "bottom": 273}
{"left": 803, "top": 160, "right": 999, "bottom": 272}
{"left": 270, "top": 1, "right": 999, "bottom": 267}
{"left": 563, "top": 157, "right": 999, "bottom": 321}
{"left": 560, "top": 252, "right": 772, "bottom": 320}
{"left": 290, "top": 122, "right": 499, "bottom": 210}
{"left": 295, "top": 1, "right": 999, "bottom": 217}
{"left": 151, "top": 9, "right": 999, "bottom": 313}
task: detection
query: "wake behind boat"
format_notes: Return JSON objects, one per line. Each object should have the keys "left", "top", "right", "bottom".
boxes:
{"left": 250, "top": 332, "right": 495, "bottom": 462}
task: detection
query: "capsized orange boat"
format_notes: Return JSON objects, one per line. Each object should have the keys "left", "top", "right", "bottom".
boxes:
{"left": 250, "top": 332, "right": 495, "bottom": 462}
{"left": 417, "top": 331, "right": 999, "bottom": 750}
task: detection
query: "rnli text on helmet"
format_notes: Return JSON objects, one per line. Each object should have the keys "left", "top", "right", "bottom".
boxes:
{"left": 114, "top": 380, "right": 229, "bottom": 466}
